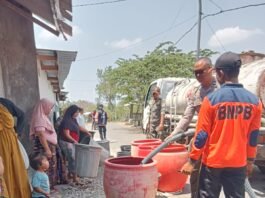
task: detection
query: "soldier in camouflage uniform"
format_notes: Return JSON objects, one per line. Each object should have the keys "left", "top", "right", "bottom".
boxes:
{"left": 146, "top": 86, "right": 166, "bottom": 139}
{"left": 166, "top": 57, "right": 218, "bottom": 198}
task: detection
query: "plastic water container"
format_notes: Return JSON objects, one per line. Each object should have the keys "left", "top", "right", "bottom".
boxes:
{"left": 153, "top": 144, "right": 188, "bottom": 192}
{"left": 96, "top": 140, "right": 110, "bottom": 151}
{"left": 75, "top": 143, "right": 102, "bottom": 177}
{"left": 120, "top": 145, "right": 131, "bottom": 152}
{"left": 138, "top": 142, "right": 162, "bottom": 158}
{"left": 117, "top": 151, "right": 131, "bottom": 157}
{"left": 104, "top": 157, "right": 158, "bottom": 198}
{"left": 131, "top": 139, "right": 162, "bottom": 157}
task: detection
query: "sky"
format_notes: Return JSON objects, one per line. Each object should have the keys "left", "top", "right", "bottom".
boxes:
{"left": 34, "top": 0, "right": 265, "bottom": 102}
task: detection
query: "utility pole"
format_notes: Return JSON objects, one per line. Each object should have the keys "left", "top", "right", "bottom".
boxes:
{"left": 196, "top": 0, "right": 202, "bottom": 59}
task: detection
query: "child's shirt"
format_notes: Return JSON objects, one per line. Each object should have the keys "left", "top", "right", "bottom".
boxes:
{"left": 32, "top": 171, "right": 50, "bottom": 198}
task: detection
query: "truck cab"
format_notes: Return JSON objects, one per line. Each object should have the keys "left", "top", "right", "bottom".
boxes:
{"left": 142, "top": 77, "right": 183, "bottom": 131}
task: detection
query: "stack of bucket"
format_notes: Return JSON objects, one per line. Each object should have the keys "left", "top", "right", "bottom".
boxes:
{"left": 116, "top": 145, "right": 131, "bottom": 157}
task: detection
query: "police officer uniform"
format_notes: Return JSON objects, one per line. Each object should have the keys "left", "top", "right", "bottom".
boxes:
{"left": 147, "top": 98, "right": 165, "bottom": 139}
{"left": 173, "top": 78, "right": 218, "bottom": 198}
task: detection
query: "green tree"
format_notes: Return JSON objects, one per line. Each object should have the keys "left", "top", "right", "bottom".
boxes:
{"left": 96, "top": 42, "right": 217, "bottom": 120}
{"left": 59, "top": 100, "right": 96, "bottom": 114}
{"left": 96, "top": 66, "right": 118, "bottom": 110}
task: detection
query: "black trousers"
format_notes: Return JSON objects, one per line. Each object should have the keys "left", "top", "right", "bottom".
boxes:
{"left": 199, "top": 164, "right": 246, "bottom": 198}
{"left": 98, "top": 126, "right": 106, "bottom": 140}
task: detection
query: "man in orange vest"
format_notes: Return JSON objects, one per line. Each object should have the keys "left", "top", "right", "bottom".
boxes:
{"left": 181, "top": 52, "right": 262, "bottom": 197}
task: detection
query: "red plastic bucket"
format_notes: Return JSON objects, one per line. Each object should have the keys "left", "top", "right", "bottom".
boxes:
{"left": 104, "top": 157, "right": 158, "bottom": 198}
{"left": 159, "top": 144, "right": 187, "bottom": 153}
{"left": 131, "top": 139, "right": 161, "bottom": 157}
{"left": 138, "top": 142, "right": 162, "bottom": 157}
{"left": 153, "top": 144, "right": 188, "bottom": 192}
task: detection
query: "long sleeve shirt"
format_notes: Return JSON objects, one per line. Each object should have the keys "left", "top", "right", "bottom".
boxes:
{"left": 173, "top": 79, "right": 217, "bottom": 133}
{"left": 148, "top": 98, "right": 165, "bottom": 132}
{"left": 0, "top": 98, "right": 25, "bottom": 135}
{"left": 190, "top": 83, "right": 262, "bottom": 168}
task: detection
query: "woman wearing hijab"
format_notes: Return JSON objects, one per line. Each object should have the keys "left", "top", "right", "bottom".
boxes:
{"left": 30, "top": 98, "right": 67, "bottom": 189}
{"left": 0, "top": 99, "right": 31, "bottom": 198}
{"left": 58, "top": 105, "right": 91, "bottom": 184}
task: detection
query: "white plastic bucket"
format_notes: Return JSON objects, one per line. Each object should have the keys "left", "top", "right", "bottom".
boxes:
{"left": 96, "top": 140, "right": 110, "bottom": 151}
{"left": 75, "top": 143, "right": 102, "bottom": 177}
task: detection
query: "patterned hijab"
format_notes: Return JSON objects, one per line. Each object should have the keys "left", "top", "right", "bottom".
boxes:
{"left": 30, "top": 98, "right": 55, "bottom": 137}
{"left": 59, "top": 105, "right": 80, "bottom": 134}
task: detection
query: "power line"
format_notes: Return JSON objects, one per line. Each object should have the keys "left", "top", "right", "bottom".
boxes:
{"left": 76, "top": 15, "right": 196, "bottom": 61}
{"left": 174, "top": 2, "right": 265, "bottom": 47}
{"left": 175, "top": 20, "right": 197, "bottom": 46}
{"left": 207, "top": 0, "right": 222, "bottom": 10}
{"left": 203, "top": 2, "right": 265, "bottom": 18}
{"left": 76, "top": 2, "right": 265, "bottom": 61}
{"left": 169, "top": 0, "right": 186, "bottom": 28}
{"left": 73, "top": 0, "right": 127, "bottom": 7}
{"left": 205, "top": 18, "right": 226, "bottom": 51}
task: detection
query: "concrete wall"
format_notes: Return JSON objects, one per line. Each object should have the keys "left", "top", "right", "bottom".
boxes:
{"left": 37, "top": 60, "right": 56, "bottom": 103}
{"left": 0, "top": 6, "right": 40, "bottom": 149}
{"left": 0, "top": 64, "right": 5, "bottom": 97}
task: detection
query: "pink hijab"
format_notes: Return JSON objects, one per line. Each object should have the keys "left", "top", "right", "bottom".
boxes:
{"left": 30, "top": 98, "right": 57, "bottom": 144}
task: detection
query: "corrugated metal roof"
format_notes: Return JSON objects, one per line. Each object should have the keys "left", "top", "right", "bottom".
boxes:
{"left": 57, "top": 50, "right": 77, "bottom": 89}
{"left": 37, "top": 49, "right": 77, "bottom": 100}
{"left": 2, "top": 0, "right": 72, "bottom": 37}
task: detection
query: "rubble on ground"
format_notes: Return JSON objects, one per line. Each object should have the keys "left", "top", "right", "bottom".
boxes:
{"left": 52, "top": 166, "right": 105, "bottom": 198}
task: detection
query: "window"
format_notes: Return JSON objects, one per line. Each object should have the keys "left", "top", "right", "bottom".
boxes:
{"left": 160, "top": 81, "right": 176, "bottom": 99}
{"left": 144, "top": 83, "right": 157, "bottom": 107}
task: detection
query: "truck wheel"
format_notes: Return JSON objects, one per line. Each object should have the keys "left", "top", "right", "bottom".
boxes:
{"left": 258, "top": 165, "right": 265, "bottom": 174}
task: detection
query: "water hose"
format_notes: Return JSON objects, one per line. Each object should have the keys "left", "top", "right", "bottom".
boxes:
{"left": 245, "top": 178, "right": 257, "bottom": 198}
{"left": 141, "top": 130, "right": 194, "bottom": 164}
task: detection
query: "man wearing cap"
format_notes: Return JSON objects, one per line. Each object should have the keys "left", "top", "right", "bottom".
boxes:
{"left": 181, "top": 52, "right": 262, "bottom": 197}
{"left": 166, "top": 57, "right": 217, "bottom": 197}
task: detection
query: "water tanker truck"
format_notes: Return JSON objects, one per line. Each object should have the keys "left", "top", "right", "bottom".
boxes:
{"left": 143, "top": 58, "right": 265, "bottom": 173}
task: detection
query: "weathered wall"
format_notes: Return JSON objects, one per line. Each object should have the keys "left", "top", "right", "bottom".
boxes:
{"left": 0, "top": 64, "right": 5, "bottom": 97}
{"left": 0, "top": 6, "right": 40, "bottom": 149}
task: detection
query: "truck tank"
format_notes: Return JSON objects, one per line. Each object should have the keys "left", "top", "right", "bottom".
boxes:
{"left": 164, "top": 59, "right": 265, "bottom": 129}
{"left": 239, "top": 59, "right": 265, "bottom": 107}
{"left": 165, "top": 59, "right": 265, "bottom": 117}
{"left": 165, "top": 78, "right": 198, "bottom": 115}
